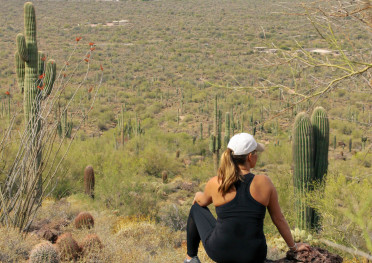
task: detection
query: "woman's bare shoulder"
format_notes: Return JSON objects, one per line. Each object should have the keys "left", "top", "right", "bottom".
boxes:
{"left": 253, "top": 174, "right": 274, "bottom": 187}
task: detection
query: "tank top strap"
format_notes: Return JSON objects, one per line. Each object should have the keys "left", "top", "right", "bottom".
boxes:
{"left": 244, "top": 173, "right": 255, "bottom": 184}
{"left": 233, "top": 173, "right": 252, "bottom": 201}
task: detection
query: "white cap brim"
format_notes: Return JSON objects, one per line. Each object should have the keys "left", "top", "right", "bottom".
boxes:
{"left": 256, "top": 142, "right": 265, "bottom": 152}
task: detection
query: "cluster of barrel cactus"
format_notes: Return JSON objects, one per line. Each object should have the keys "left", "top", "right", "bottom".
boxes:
{"left": 15, "top": 2, "right": 57, "bottom": 199}
{"left": 292, "top": 106, "right": 329, "bottom": 231}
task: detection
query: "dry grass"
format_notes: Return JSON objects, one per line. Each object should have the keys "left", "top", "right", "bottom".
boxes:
{"left": 0, "top": 196, "right": 369, "bottom": 262}
{"left": 0, "top": 226, "right": 40, "bottom": 263}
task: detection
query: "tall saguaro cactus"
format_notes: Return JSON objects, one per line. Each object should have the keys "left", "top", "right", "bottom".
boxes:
{"left": 293, "top": 112, "right": 314, "bottom": 231}
{"left": 311, "top": 107, "right": 329, "bottom": 181}
{"left": 293, "top": 107, "right": 329, "bottom": 231}
{"left": 209, "top": 95, "right": 221, "bottom": 173}
{"left": 15, "top": 2, "right": 56, "bottom": 199}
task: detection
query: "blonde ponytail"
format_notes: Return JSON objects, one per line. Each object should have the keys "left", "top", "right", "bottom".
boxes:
{"left": 217, "top": 148, "right": 246, "bottom": 197}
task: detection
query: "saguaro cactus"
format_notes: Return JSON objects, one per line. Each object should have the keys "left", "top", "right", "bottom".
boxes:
{"left": 293, "top": 107, "right": 330, "bottom": 231}
{"left": 62, "top": 110, "right": 73, "bottom": 138}
{"left": 84, "top": 165, "right": 95, "bottom": 199}
{"left": 15, "top": 2, "right": 56, "bottom": 199}
{"left": 293, "top": 112, "right": 314, "bottom": 231}
{"left": 224, "top": 112, "right": 230, "bottom": 145}
{"left": 117, "top": 105, "right": 125, "bottom": 145}
{"left": 311, "top": 106, "right": 329, "bottom": 182}
{"left": 209, "top": 95, "right": 221, "bottom": 173}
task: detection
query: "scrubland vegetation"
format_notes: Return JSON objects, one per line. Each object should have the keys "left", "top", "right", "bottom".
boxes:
{"left": 0, "top": 0, "right": 371, "bottom": 262}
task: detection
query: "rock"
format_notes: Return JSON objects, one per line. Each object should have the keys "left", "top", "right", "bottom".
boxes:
{"left": 266, "top": 247, "right": 342, "bottom": 263}
{"left": 286, "top": 247, "right": 342, "bottom": 262}
{"left": 34, "top": 219, "right": 70, "bottom": 243}
{"left": 28, "top": 219, "right": 51, "bottom": 232}
{"left": 180, "top": 181, "right": 197, "bottom": 191}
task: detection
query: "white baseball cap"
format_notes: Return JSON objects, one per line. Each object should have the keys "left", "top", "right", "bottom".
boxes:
{"left": 227, "top": 133, "right": 265, "bottom": 155}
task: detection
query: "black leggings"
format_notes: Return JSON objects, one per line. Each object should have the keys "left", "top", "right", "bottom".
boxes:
{"left": 186, "top": 203, "right": 216, "bottom": 257}
{"left": 186, "top": 203, "right": 267, "bottom": 263}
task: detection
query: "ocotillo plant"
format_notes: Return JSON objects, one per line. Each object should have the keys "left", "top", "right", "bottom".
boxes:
{"left": 15, "top": 2, "right": 56, "bottom": 200}
{"left": 293, "top": 107, "right": 329, "bottom": 231}
{"left": 200, "top": 122, "right": 203, "bottom": 140}
{"left": 209, "top": 95, "right": 221, "bottom": 173}
{"left": 1, "top": 2, "right": 103, "bottom": 232}
{"left": 84, "top": 165, "right": 95, "bottom": 199}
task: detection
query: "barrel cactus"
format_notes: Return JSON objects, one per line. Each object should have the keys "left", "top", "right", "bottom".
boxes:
{"left": 74, "top": 212, "right": 94, "bottom": 229}
{"left": 55, "top": 233, "right": 80, "bottom": 261}
{"left": 84, "top": 165, "right": 95, "bottom": 199}
{"left": 161, "top": 170, "right": 168, "bottom": 184}
{"left": 29, "top": 242, "right": 60, "bottom": 263}
{"left": 80, "top": 234, "right": 103, "bottom": 256}
{"left": 15, "top": 2, "right": 56, "bottom": 199}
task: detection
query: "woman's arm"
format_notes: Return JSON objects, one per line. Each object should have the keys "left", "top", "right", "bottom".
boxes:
{"left": 267, "top": 180, "right": 310, "bottom": 252}
{"left": 192, "top": 178, "right": 214, "bottom": 207}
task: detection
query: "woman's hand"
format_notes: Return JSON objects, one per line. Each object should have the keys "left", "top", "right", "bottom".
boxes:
{"left": 291, "top": 242, "right": 311, "bottom": 252}
{"left": 192, "top": 192, "right": 203, "bottom": 205}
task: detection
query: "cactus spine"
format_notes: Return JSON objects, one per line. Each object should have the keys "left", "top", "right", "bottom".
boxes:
{"left": 209, "top": 95, "right": 221, "bottom": 173}
{"left": 293, "top": 107, "right": 329, "bottom": 231}
{"left": 84, "top": 165, "right": 95, "bottom": 199}
{"left": 15, "top": 2, "right": 56, "bottom": 199}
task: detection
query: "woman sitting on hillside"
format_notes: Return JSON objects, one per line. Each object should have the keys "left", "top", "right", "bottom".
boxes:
{"left": 184, "top": 133, "right": 310, "bottom": 263}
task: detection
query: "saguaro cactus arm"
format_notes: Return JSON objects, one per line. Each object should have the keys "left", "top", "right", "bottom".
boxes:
{"left": 43, "top": 59, "right": 56, "bottom": 97}
{"left": 16, "top": 33, "right": 28, "bottom": 62}
{"left": 311, "top": 106, "right": 329, "bottom": 181}
{"left": 15, "top": 51, "right": 25, "bottom": 93}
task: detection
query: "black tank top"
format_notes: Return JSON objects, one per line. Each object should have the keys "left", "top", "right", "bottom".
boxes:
{"left": 205, "top": 173, "right": 267, "bottom": 263}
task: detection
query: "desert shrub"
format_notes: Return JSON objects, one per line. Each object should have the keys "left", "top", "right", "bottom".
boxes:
{"left": 0, "top": 226, "right": 40, "bottom": 262}
{"left": 308, "top": 171, "right": 372, "bottom": 253}
{"left": 139, "top": 144, "right": 181, "bottom": 177}
{"left": 156, "top": 203, "right": 189, "bottom": 231}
